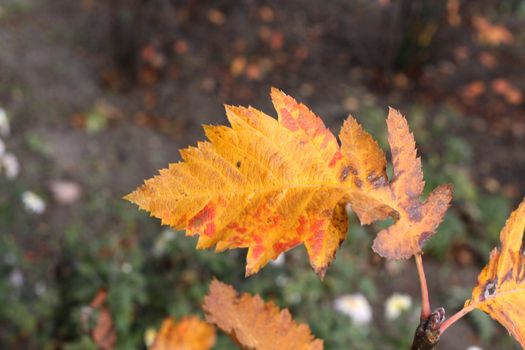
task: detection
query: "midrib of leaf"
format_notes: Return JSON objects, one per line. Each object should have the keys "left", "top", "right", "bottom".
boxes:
{"left": 232, "top": 111, "right": 341, "bottom": 181}
{"left": 182, "top": 131, "right": 349, "bottom": 200}
{"left": 174, "top": 183, "right": 351, "bottom": 202}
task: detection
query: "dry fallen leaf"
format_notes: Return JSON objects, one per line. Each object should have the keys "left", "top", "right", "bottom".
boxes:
{"left": 491, "top": 78, "right": 523, "bottom": 105}
{"left": 466, "top": 198, "right": 525, "bottom": 348}
{"left": 203, "top": 279, "right": 323, "bottom": 350}
{"left": 149, "top": 316, "right": 216, "bottom": 350}
{"left": 88, "top": 290, "right": 116, "bottom": 350}
{"left": 472, "top": 15, "right": 514, "bottom": 46}
{"left": 126, "top": 88, "right": 451, "bottom": 277}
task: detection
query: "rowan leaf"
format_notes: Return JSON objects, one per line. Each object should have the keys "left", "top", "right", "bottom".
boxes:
{"left": 339, "top": 115, "right": 392, "bottom": 224}
{"left": 203, "top": 279, "right": 323, "bottom": 350}
{"left": 126, "top": 89, "right": 353, "bottom": 277}
{"left": 149, "top": 316, "right": 216, "bottom": 350}
{"left": 466, "top": 198, "right": 525, "bottom": 348}
{"left": 370, "top": 108, "right": 453, "bottom": 259}
{"left": 126, "top": 89, "right": 452, "bottom": 276}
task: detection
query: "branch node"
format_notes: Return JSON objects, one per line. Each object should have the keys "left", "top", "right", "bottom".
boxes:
{"left": 410, "top": 307, "right": 445, "bottom": 350}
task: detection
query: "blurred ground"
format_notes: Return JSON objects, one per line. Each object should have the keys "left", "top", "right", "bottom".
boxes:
{"left": 0, "top": 0, "right": 524, "bottom": 349}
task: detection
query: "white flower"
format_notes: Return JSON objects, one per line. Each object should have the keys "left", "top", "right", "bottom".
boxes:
{"left": 334, "top": 293, "right": 373, "bottom": 326}
{"left": 152, "top": 229, "right": 177, "bottom": 256}
{"left": 2, "top": 153, "right": 19, "bottom": 179}
{"left": 121, "top": 262, "right": 133, "bottom": 274}
{"left": 8, "top": 269, "right": 24, "bottom": 288}
{"left": 49, "top": 180, "right": 82, "bottom": 204}
{"left": 275, "top": 274, "right": 288, "bottom": 287}
{"left": 270, "top": 253, "right": 285, "bottom": 266}
{"left": 466, "top": 347, "right": 483, "bottom": 350}
{"left": 0, "top": 108, "right": 9, "bottom": 136}
{"left": 21, "top": 191, "right": 46, "bottom": 214}
{"left": 385, "top": 293, "right": 412, "bottom": 320}
{"left": 35, "top": 282, "right": 47, "bottom": 296}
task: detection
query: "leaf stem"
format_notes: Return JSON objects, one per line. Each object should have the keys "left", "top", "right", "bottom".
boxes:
{"left": 439, "top": 304, "right": 476, "bottom": 333}
{"left": 414, "top": 253, "right": 432, "bottom": 320}
{"left": 415, "top": 254, "right": 431, "bottom": 320}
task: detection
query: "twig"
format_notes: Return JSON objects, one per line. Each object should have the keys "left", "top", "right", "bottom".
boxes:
{"left": 410, "top": 293, "right": 476, "bottom": 349}
{"left": 410, "top": 308, "right": 445, "bottom": 350}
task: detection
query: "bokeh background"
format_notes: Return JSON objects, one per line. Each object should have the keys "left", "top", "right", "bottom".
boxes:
{"left": 1, "top": 0, "right": 524, "bottom": 349}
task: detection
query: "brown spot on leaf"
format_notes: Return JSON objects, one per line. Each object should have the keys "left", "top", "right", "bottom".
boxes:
{"left": 418, "top": 231, "right": 433, "bottom": 247}
{"left": 481, "top": 278, "right": 498, "bottom": 301}
{"left": 408, "top": 202, "right": 422, "bottom": 222}
{"left": 501, "top": 269, "right": 513, "bottom": 284}
{"left": 339, "top": 166, "right": 357, "bottom": 182}
{"left": 367, "top": 171, "right": 388, "bottom": 188}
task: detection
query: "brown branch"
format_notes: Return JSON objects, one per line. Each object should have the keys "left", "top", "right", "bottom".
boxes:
{"left": 410, "top": 308, "right": 445, "bottom": 350}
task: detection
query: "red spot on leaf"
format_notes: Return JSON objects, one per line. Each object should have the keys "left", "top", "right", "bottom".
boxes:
{"left": 280, "top": 108, "right": 299, "bottom": 131}
{"left": 188, "top": 203, "right": 216, "bottom": 235}
{"left": 251, "top": 235, "right": 265, "bottom": 260}
{"left": 227, "top": 222, "right": 247, "bottom": 234}
{"left": 308, "top": 219, "right": 326, "bottom": 257}
{"left": 251, "top": 244, "right": 265, "bottom": 261}
{"left": 329, "top": 151, "right": 343, "bottom": 167}
{"left": 273, "top": 239, "right": 300, "bottom": 253}
{"left": 204, "top": 222, "right": 216, "bottom": 236}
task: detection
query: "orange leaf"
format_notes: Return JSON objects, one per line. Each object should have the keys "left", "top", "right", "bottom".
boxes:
{"left": 149, "top": 316, "right": 216, "bottom": 350}
{"left": 126, "top": 89, "right": 451, "bottom": 276}
{"left": 86, "top": 290, "right": 116, "bottom": 350}
{"left": 203, "top": 279, "right": 323, "bottom": 350}
{"left": 472, "top": 15, "right": 514, "bottom": 46}
{"left": 369, "top": 108, "right": 453, "bottom": 259}
{"left": 339, "top": 116, "right": 392, "bottom": 224}
{"left": 126, "top": 89, "right": 353, "bottom": 277}
{"left": 466, "top": 198, "right": 525, "bottom": 348}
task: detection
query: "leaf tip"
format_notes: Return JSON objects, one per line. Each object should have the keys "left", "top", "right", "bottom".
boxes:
{"left": 387, "top": 106, "right": 403, "bottom": 119}
{"left": 314, "top": 265, "right": 328, "bottom": 280}
{"left": 123, "top": 186, "right": 143, "bottom": 206}
{"left": 270, "top": 86, "right": 285, "bottom": 98}
{"left": 122, "top": 191, "right": 134, "bottom": 203}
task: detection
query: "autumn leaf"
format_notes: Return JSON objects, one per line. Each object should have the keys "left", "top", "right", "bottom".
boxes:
{"left": 203, "top": 279, "right": 323, "bottom": 350}
{"left": 465, "top": 198, "right": 525, "bottom": 348}
{"left": 472, "top": 15, "right": 514, "bottom": 46}
{"left": 149, "top": 316, "right": 216, "bottom": 350}
{"left": 82, "top": 289, "right": 116, "bottom": 350}
{"left": 126, "top": 88, "right": 452, "bottom": 276}
{"left": 126, "top": 88, "right": 352, "bottom": 277}
{"left": 370, "top": 108, "right": 453, "bottom": 259}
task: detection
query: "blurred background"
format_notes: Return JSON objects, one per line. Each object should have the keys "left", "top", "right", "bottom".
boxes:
{"left": 0, "top": 0, "right": 524, "bottom": 349}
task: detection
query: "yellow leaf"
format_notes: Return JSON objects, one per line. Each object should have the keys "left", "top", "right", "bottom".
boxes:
{"left": 466, "top": 198, "right": 525, "bottom": 348}
{"left": 203, "top": 279, "right": 323, "bottom": 350}
{"left": 126, "top": 89, "right": 353, "bottom": 277}
{"left": 339, "top": 116, "right": 392, "bottom": 224}
{"left": 149, "top": 316, "right": 216, "bottom": 350}
{"left": 126, "top": 89, "right": 452, "bottom": 275}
